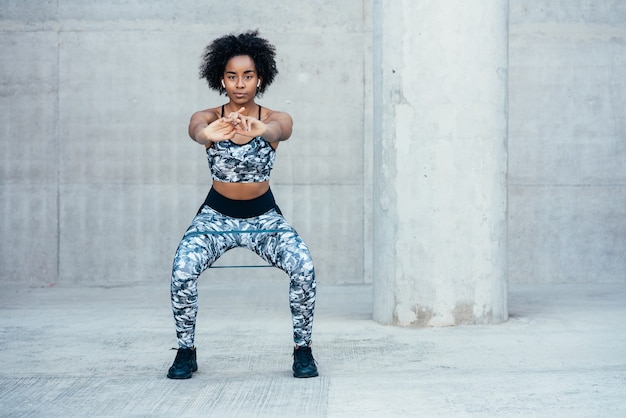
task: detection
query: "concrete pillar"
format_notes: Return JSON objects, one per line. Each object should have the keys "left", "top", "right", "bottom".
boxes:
{"left": 372, "top": 0, "right": 509, "bottom": 326}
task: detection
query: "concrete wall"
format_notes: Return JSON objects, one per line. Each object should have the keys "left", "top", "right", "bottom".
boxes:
{"left": 1, "top": 0, "right": 625, "bottom": 287}
{"left": 508, "top": 1, "right": 626, "bottom": 283}
{"left": 372, "top": 0, "right": 508, "bottom": 326}
{"left": 0, "top": 0, "right": 373, "bottom": 286}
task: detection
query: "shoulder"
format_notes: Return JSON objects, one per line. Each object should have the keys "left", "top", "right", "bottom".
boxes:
{"left": 191, "top": 106, "right": 222, "bottom": 124}
{"left": 261, "top": 106, "right": 293, "bottom": 125}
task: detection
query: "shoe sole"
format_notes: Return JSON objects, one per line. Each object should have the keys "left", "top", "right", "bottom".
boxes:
{"left": 167, "top": 362, "right": 197, "bottom": 379}
{"left": 293, "top": 370, "right": 319, "bottom": 378}
{"left": 167, "top": 372, "right": 193, "bottom": 379}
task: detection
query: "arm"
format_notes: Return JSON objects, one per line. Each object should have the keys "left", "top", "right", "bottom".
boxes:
{"left": 260, "top": 111, "right": 293, "bottom": 142}
{"left": 263, "top": 112, "right": 293, "bottom": 142}
{"left": 188, "top": 109, "right": 238, "bottom": 145}
{"left": 236, "top": 110, "right": 293, "bottom": 143}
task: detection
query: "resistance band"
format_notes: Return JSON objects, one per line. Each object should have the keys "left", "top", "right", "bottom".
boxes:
{"left": 182, "top": 229, "right": 293, "bottom": 269}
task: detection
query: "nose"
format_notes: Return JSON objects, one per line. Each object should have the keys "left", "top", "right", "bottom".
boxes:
{"left": 236, "top": 77, "right": 245, "bottom": 88}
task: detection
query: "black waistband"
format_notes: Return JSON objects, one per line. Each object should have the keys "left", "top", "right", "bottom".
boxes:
{"left": 199, "top": 187, "right": 280, "bottom": 218}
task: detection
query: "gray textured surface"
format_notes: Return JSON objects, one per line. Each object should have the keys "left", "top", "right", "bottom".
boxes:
{"left": 1, "top": 280, "right": 625, "bottom": 417}
{"left": 372, "top": 0, "right": 508, "bottom": 325}
{"left": 508, "top": 0, "right": 626, "bottom": 283}
{"left": 3, "top": 1, "right": 626, "bottom": 288}
{"left": 0, "top": 0, "right": 372, "bottom": 286}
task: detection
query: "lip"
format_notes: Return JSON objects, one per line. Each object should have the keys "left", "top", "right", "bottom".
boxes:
{"left": 234, "top": 92, "right": 247, "bottom": 98}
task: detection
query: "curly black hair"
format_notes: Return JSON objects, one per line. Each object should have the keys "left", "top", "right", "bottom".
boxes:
{"left": 199, "top": 30, "right": 278, "bottom": 96}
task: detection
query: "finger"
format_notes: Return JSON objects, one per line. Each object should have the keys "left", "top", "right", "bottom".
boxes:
{"left": 226, "top": 116, "right": 239, "bottom": 127}
{"left": 233, "top": 126, "right": 252, "bottom": 137}
{"left": 241, "top": 116, "right": 251, "bottom": 131}
{"left": 222, "top": 126, "right": 237, "bottom": 139}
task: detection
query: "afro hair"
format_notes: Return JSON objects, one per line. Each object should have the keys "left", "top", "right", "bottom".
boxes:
{"left": 199, "top": 30, "right": 278, "bottom": 96}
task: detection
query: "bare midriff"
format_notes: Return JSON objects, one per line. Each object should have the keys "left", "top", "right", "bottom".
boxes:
{"left": 211, "top": 180, "right": 271, "bottom": 200}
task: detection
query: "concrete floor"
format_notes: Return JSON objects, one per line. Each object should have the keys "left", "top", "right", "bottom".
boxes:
{"left": 0, "top": 278, "right": 625, "bottom": 417}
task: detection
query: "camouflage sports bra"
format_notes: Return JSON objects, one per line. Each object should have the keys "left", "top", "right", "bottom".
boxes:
{"left": 206, "top": 105, "right": 276, "bottom": 183}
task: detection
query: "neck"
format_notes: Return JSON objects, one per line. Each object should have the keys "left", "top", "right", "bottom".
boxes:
{"left": 226, "top": 102, "right": 257, "bottom": 116}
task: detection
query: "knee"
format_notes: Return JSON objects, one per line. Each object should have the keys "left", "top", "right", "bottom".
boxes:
{"left": 300, "top": 260, "right": 315, "bottom": 281}
{"left": 283, "top": 249, "right": 315, "bottom": 280}
{"left": 172, "top": 245, "right": 209, "bottom": 279}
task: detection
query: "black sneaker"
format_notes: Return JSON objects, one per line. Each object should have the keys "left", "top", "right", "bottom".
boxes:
{"left": 167, "top": 347, "right": 198, "bottom": 379}
{"left": 292, "top": 346, "right": 318, "bottom": 378}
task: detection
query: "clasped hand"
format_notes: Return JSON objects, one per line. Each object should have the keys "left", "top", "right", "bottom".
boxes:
{"left": 205, "top": 107, "right": 264, "bottom": 141}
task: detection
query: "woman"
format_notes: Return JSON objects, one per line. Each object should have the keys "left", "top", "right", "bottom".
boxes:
{"left": 167, "top": 31, "right": 318, "bottom": 379}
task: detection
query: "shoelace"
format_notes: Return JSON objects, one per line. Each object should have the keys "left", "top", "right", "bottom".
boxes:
{"left": 294, "top": 348, "right": 315, "bottom": 365}
{"left": 174, "top": 348, "right": 194, "bottom": 362}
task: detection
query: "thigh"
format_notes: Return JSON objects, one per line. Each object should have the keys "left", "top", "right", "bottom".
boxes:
{"left": 173, "top": 207, "right": 239, "bottom": 275}
{"left": 249, "top": 210, "right": 314, "bottom": 273}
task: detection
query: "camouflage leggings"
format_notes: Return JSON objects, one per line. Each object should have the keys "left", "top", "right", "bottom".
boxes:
{"left": 171, "top": 205, "right": 316, "bottom": 348}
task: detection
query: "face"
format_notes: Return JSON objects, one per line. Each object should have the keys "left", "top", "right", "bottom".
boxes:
{"left": 222, "top": 55, "right": 261, "bottom": 104}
